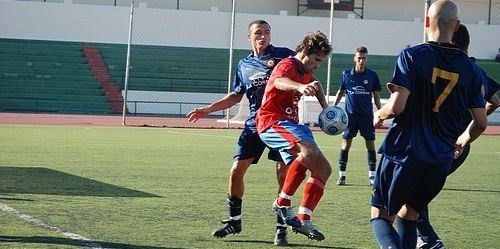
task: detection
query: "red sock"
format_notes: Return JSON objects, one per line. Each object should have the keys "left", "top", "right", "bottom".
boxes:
{"left": 298, "top": 177, "right": 325, "bottom": 220}
{"left": 277, "top": 159, "right": 307, "bottom": 206}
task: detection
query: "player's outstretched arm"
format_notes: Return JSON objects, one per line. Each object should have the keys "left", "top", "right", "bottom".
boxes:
{"left": 186, "top": 92, "right": 243, "bottom": 123}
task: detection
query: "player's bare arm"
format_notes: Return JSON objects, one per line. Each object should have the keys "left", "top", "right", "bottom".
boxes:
{"left": 274, "top": 77, "right": 318, "bottom": 96}
{"left": 486, "top": 94, "right": 500, "bottom": 115}
{"left": 333, "top": 90, "right": 345, "bottom": 106}
{"left": 373, "top": 83, "right": 409, "bottom": 126}
{"left": 372, "top": 91, "right": 382, "bottom": 110}
{"left": 314, "top": 81, "right": 328, "bottom": 109}
{"left": 454, "top": 107, "right": 487, "bottom": 158}
{"left": 186, "top": 92, "right": 243, "bottom": 122}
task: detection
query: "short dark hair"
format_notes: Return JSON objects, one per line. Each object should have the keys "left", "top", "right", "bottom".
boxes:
{"left": 452, "top": 24, "right": 470, "bottom": 52}
{"left": 355, "top": 46, "right": 368, "bottom": 54}
{"left": 295, "top": 31, "right": 332, "bottom": 56}
{"left": 248, "top": 19, "right": 270, "bottom": 31}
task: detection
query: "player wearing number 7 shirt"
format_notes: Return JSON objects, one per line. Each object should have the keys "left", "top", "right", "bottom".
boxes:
{"left": 369, "top": 1, "right": 488, "bottom": 248}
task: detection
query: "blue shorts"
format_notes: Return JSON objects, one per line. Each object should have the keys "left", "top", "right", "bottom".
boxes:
{"left": 234, "top": 126, "right": 283, "bottom": 164}
{"left": 371, "top": 156, "right": 447, "bottom": 216}
{"left": 343, "top": 114, "right": 375, "bottom": 140}
{"left": 259, "top": 120, "right": 317, "bottom": 165}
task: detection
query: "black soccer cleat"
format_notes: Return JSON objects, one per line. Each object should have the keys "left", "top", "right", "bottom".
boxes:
{"left": 337, "top": 176, "right": 346, "bottom": 186}
{"left": 273, "top": 228, "right": 288, "bottom": 246}
{"left": 291, "top": 220, "right": 325, "bottom": 241}
{"left": 272, "top": 200, "right": 302, "bottom": 228}
{"left": 212, "top": 219, "right": 242, "bottom": 238}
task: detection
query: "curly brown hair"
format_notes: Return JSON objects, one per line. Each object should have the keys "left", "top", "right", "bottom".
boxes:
{"left": 295, "top": 31, "right": 332, "bottom": 56}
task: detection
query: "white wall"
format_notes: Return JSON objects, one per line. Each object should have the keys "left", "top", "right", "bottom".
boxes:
{"left": 1, "top": 0, "right": 499, "bottom": 59}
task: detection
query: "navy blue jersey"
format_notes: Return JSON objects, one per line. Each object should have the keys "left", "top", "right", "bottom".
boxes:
{"left": 470, "top": 57, "right": 500, "bottom": 101}
{"left": 379, "top": 42, "right": 485, "bottom": 172}
{"left": 340, "top": 68, "right": 381, "bottom": 117}
{"left": 454, "top": 57, "right": 500, "bottom": 131}
{"left": 232, "top": 45, "right": 295, "bottom": 130}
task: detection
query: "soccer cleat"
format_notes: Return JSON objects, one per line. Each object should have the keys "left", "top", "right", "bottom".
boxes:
{"left": 212, "top": 219, "right": 242, "bottom": 238}
{"left": 273, "top": 228, "right": 288, "bottom": 246}
{"left": 369, "top": 176, "right": 375, "bottom": 186}
{"left": 272, "top": 200, "right": 302, "bottom": 228}
{"left": 337, "top": 176, "right": 346, "bottom": 186}
{"left": 291, "top": 220, "right": 325, "bottom": 241}
{"left": 417, "top": 237, "right": 446, "bottom": 249}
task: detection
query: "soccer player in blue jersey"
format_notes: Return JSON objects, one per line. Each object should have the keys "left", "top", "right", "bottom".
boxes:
{"left": 186, "top": 20, "right": 295, "bottom": 246}
{"left": 416, "top": 23, "right": 500, "bottom": 249}
{"left": 333, "top": 46, "right": 382, "bottom": 186}
{"left": 370, "top": 1, "right": 488, "bottom": 249}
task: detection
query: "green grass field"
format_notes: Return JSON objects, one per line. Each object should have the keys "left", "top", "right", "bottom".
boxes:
{"left": 0, "top": 125, "right": 498, "bottom": 249}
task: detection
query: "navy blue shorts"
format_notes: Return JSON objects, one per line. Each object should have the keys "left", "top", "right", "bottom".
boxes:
{"left": 234, "top": 127, "right": 283, "bottom": 164}
{"left": 343, "top": 114, "right": 375, "bottom": 140}
{"left": 371, "top": 156, "right": 448, "bottom": 216}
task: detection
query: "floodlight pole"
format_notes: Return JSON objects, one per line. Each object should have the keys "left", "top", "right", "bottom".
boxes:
{"left": 122, "top": 0, "right": 135, "bottom": 126}
{"left": 224, "top": 0, "right": 237, "bottom": 128}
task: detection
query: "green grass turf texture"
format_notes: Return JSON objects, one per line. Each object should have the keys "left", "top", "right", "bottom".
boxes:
{"left": 0, "top": 124, "right": 498, "bottom": 249}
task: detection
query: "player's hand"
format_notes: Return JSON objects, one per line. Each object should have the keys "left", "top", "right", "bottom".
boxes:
{"left": 299, "top": 81, "right": 320, "bottom": 96}
{"left": 373, "top": 110, "right": 384, "bottom": 127}
{"left": 186, "top": 107, "right": 210, "bottom": 123}
{"left": 454, "top": 132, "right": 470, "bottom": 159}
{"left": 454, "top": 144, "right": 464, "bottom": 159}
{"left": 374, "top": 122, "right": 384, "bottom": 129}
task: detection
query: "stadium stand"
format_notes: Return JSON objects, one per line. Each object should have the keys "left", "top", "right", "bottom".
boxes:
{"left": 2, "top": 38, "right": 497, "bottom": 115}
{"left": 0, "top": 38, "right": 112, "bottom": 114}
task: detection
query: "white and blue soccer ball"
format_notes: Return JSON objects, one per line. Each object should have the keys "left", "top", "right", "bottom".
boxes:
{"left": 318, "top": 106, "right": 348, "bottom": 136}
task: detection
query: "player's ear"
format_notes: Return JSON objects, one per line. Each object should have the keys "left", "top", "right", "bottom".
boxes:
{"left": 453, "top": 20, "right": 461, "bottom": 32}
{"left": 425, "top": 16, "right": 430, "bottom": 28}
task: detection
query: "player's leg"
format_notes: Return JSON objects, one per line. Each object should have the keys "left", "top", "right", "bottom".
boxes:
{"left": 416, "top": 146, "right": 470, "bottom": 247}
{"left": 370, "top": 157, "right": 401, "bottom": 248}
{"left": 213, "top": 129, "right": 266, "bottom": 238}
{"left": 268, "top": 150, "right": 289, "bottom": 246}
{"left": 213, "top": 158, "right": 253, "bottom": 238}
{"left": 360, "top": 117, "right": 377, "bottom": 186}
{"left": 260, "top": 122, "right": 304, "bottom": 228}
{"left": 292, "top": 143, "right": 331, "bottom": 241}
{"left": 337, "top": 138, "right": 353, "bottom": 185}
{"left": 416, "top": 206, "right": 442, "bottom": 249}
{"left": 399, "top": 168, "right": 447, "bottom": 249}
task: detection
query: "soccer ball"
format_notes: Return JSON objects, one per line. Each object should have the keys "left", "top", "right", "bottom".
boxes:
{"left": 318, "top": 106, "right": 348, "bottom": 136}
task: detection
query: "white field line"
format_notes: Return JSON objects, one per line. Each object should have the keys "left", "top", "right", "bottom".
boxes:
{"left": 0, "top": 202, "right": 103, "bottom": 249}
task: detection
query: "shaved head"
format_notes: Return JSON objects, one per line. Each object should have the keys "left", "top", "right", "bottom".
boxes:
{"left": 426, "top": 0, "right": 460, "bottom": 43}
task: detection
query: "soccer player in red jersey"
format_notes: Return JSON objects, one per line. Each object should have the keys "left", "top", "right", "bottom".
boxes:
{"left": 257, "top": 31, "right": 332, "bottom": 241}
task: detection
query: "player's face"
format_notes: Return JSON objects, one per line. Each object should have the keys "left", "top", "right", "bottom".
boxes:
{"left": 248, "top": 23, "right": 271, "bottom": 51}
{"left": 302, "top": 52, "right": 327, "bottom": 72}
{"left": 354, "top": 52, "right": 367, "bottom": 72}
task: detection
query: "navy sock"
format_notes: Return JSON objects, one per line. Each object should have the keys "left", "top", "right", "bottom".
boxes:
{"left": 368, "top": 150, "right": 377, "bottom": 171}
{"left": 339, "top": 149, "right": 349, "bottom": 172}
{"left": 227, "top": 195, "right": 242, "bottom": 219}
{"left": 396, "top": 216, "right": 417, "bottom": 249}
{"left": 371, "top": 218, "right": 402, "bottom": 249}
{"left": 417, "top": 206, "right": 439, "bottom": 243}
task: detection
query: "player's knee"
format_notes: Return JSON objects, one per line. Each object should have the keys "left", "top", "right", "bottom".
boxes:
{"left": 230, "top": 162, "right": 251, "bottom": 176}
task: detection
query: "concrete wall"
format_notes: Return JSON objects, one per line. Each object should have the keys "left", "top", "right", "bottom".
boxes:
{"left": 1, "top": 0, "right": 499, "bottom": 59}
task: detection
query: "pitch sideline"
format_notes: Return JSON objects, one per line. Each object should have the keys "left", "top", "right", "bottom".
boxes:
{"left": 0, "top": 202, "right": 103, "bottom": 249}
